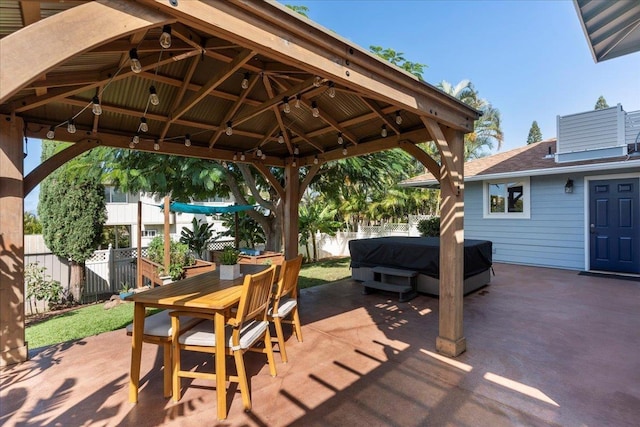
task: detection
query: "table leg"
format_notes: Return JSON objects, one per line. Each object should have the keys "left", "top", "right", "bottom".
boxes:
{"left": 215, "top": 310, "right": 227, "bottom": 420}
{"left": 129, "top": 302, "right": 145, "bottom": 403}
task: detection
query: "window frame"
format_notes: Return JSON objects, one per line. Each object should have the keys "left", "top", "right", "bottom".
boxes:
{"left": 483, "top": 177, "right": 531, "bottom": 219}
{"left": 104, "top": 186, "right": 129, "bottom": 204}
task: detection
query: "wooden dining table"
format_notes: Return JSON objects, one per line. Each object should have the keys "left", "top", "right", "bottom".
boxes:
{"left": 128, "top": 264, "right": 267, "bottom": 420}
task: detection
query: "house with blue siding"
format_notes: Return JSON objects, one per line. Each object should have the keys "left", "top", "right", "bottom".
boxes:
{"left": 402, "top": 104, "right": 640, "bottom": 274}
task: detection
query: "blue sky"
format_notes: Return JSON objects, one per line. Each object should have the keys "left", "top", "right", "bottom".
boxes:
{"left": 24, "top": 0, "right": 640, "bottom": 213}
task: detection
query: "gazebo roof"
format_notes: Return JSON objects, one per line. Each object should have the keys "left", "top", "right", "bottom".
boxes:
{"left": 0, "top": 0, "right": 479, "bottom": 169}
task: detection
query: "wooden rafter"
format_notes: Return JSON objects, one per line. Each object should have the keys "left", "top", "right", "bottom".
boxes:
{"left": 209, "top": 73, "right": 261, "bottom": 148}
{"left": 160, "top": 55, "right": 201, "bottom": 140}
{"left": 298, "top": 95, "right": 359, "bottom": 145}
{"left": 262, "top": 75, "right": 292, "bottom": 153}
{"left": 170, "top": 49, "right": 254, "bottom": 122}
{"left": 359, "top": 96, "right": 401, "bottom": 135}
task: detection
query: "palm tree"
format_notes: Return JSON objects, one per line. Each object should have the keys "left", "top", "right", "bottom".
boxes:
{"left": 299, "top": 193, "right": 342, "bottom": 262}
{"left": 438, "top": 80, "right": 503, "bottom": 159}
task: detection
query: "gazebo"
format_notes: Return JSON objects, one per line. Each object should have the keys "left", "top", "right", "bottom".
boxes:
{"left": 0, "top": 0, "right": 479, "bottom": 366}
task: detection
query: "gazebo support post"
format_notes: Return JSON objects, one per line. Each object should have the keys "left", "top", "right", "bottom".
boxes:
{"left": 0, "top": 114, "right": 28, "bottom": 366}
{"left": 163, "top": 196, "right": 170, "bottom": 273}
{"left": 283, "top": 163, "right": 300, "bottom": 259}
{"left": 435, "top": 127, "right": 466, "bottom": 357}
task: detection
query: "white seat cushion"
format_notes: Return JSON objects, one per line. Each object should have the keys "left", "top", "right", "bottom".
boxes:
{"left": 179, "top": 319, "right": 269, "bottom": 351}
{"left": 126, "top": 310, "right": 201, "bottom": 337}
{"left": 269, "top": 297, "right": 297, "bottom": 318}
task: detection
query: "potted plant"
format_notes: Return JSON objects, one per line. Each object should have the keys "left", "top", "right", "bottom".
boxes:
{"left": 219, "top": 246, "right": 241, "bottom": 280}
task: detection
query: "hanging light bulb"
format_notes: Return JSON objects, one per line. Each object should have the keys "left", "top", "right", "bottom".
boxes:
{"left": 292, "top": 158, "right": 297, "bottom": 167}
{"left": 256, "top": 148, "right": 262, "bottom": 157}
{"left": 313, "top": 155, "right": 319, "bottom": 165}
{"left": 327, "top": 81, "right": 336, "bottom": 98}
{"left": 337, "top": 132, "right": 344, "bottom": 144}
{"left": 129, "top": 140, "right": 135, "bottom": 149}
{"left": 46, "top": 126, "right": 55, "bottom": 140}
{"left": 225, "top": 121, "right": 233, "bottom": 136}
{"left": 313, "top": 76, "right": 322, "bottom": 87}
{"left": 233, "top": 152, "right": 238, "bottom": 161}
{"left": 185, "top": 134, "right": 191, "bottom": 147}
{"left": 240, "top": 153, "right": 246, "bottom": 161}
{"left": 92, "top": 96, "right": 102, "bottom": 116}
{"left": 159, "top": 25, "right": 172, "bottom": 49}
{"left": 294, "top": 145, "right": 299, "bottom": 155}
{"left": 395, "top": 110, "right": 403, "bottom": 125}
{"left": 139, "top": 117, "right": 148, "bottom": 133}
{"left": 283, "top": 97, "right": 291, "bottom": 114}
{"left": 67, "top": 118, "right": 76, "bottom": 134}
{"left": 132, "top": 134, "right": 140, "bottom": 144}
{"left": 311, "top": 101, "right": 319, "bottom": 118}
{"left": 261, "top": 153, "right": 266, "bottom": 160}
{"left": 241, "top": 72, "right": 250, "bottom": 90}
{"left": 295, "top": 94, "right": 301, "bottom": 109}
{"left": 278, "top": 131, "right": 285, "bottom": 144}
{"left": 149, "top": 86, "right": 160, "bottom": 106}
{"left": 154, "top": 140, "right": 160, "bottom": 151}
{"left": 129, "top": 48, "right": 142, "bottom": 73}
{"left": 381, "top": 124, "right": 388, "bottom": 138}
{"left": 342, "top": 147, "right": 348, "bottom": 156}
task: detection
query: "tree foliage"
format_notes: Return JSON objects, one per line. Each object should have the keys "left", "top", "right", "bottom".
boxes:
{"left": 437, "top": 79, "right": 503, "bottom": 159}
{"left": 370, "top": 45, "right": 427, "bottom": 80}
{"left": 299, "top": 193, "right": 342, "bottom": 262}
{"left": 526, "top": 120, "right": 542, "bottom": 145}
{"left": 594, "top": 95, "right": 609, "bottom": 110}
{"left": 180, "top": 217, "right": 215, "bottom": 259}
{"left": 38, "top": 141, "right": 107, "bottom": 301}
{"left": 285, "top": 4, "right": 309, "bottom": 18}
{"left": 24, "top": 212, "right": 42, "bottom": 234}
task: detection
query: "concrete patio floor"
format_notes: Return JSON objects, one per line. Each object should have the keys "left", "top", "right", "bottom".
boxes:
{"left": 2, "top": 263, "right": 639, "bottom": 426}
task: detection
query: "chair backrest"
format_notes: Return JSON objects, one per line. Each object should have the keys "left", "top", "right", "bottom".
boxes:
{"left": 273, "top": 255, "right": 303, "bottom": 313}
{"left": 233, "top": 265, "right": 277, "bottom": 327}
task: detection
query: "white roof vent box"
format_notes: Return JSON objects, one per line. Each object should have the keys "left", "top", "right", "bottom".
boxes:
{"left": 555, "top": 104, "right": 636, "bottom": 163}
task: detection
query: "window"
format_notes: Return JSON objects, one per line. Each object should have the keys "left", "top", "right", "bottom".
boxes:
{"left": 104, "top": 186, "right": 128, "bottom": 203}
{"left": 484, "top": 178, "right": 530, "bottom": 218}
{"left": 141, "top": 230, "right": 157, "bottom": 238}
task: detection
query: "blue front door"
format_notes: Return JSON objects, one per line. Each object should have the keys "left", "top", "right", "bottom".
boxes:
{"left": 589, "top": 178, "right": 640, "bottom": 273}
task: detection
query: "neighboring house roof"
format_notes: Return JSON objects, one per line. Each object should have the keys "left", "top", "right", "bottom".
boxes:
{"left": 401, "top": 138, "right": 640, "bottom": 188}
{"left": 574, "top": 0, "right": 640, "bottom": 63}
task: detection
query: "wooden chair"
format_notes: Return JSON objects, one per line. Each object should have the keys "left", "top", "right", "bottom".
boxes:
{"left": 269, "top": 254, "right": 303, "bottom": 363}
{"left": 170, "top": 265, "right": 277, "bottom": 411}
{"left": 125, "top": 310, "right": 202, "bottom": 397}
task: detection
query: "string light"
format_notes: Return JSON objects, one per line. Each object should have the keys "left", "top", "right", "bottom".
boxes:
{"left": 278, "top": 131, "right": 284, "bottom": 144}
{"left": 395, "top": 110, "right": 403, "bottom": 125}
{"left": 292, "top": 158, "right": 297, "bottom": 167}
{"left": 154, "top": 140, "right": 160, "bottom": 151}
{"left": 67, "top": 118, "right": 76, "bottom": 134}
{"left": 129, "top": 48, "right": 142, "bottom": 73}
{"left": 159, "top": 25, "right": 172, "bottom": 49}
{"left": 241, "top": 72, "right": 250, "bottom": 90}
{"left": 342, "top": 146, "right": 348, "bottom": 156}
{"left": 149, "top": 86, "right": 160, "bottom": 106}
{"left": 46, "top": 126, "right": 55, "bottom": 139}
{"left": 282, "top": 97, "right": 291, "bottom": 114}
{"left": 295, "top": 94, "right": 301, "bottom": 108}
{"left": 327, "top": 81, "right": 336, "bottom": 98}
{"left": 132, "top": 134, "right": 140, "bottom": 144}
{"left": 311, "top": 101, "right": 319, "bottom": 118}
{"left": 313, "top": 76, "right": 322, "bottom": 87}
{"left": 294, "top": 145, "right": 299, "bottom": 155}
{"left": 261, "top": 153, "right": 266, "bottom": 160}
{"left": 139, "top": 117, "right": 148, "bottom": 133}
{"left": 337, "top": 132, "right": 343, "bottom": 144}
{"left": 256, "top": 149, "right": 262, "bottom": 157}
{"left": 240, "top": 153, "right": 246, "bottom": 161}
{"left": 129, "top": 140, "right": 135, "bottom": 149}
{"left": 313, "top": 155, "right": 319, "bottom": 165}
{"left": 225, "top": 121, "right": 233, "bottom": 136}
{"left": 233, "top": 152, "right": 238, "bottom": 161}
{"left": 381, "top": 124, "right": 388, "bottom": 138}
{"left": 92, "top": 96, "right": 102, "bottom": 115}
{"left": 184, "top": 134, "right": 191, "bottom": 147}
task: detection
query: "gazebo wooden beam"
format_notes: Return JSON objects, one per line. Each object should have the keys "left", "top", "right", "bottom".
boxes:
{"left": 0, "top": 1, "right": 170, "bottom": 103}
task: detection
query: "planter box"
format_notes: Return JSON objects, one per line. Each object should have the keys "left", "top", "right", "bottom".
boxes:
{"left": 239, "top": 251, "right": 284, "bottom": 266}
{"left": 219, "top": 263, "right": 241, "bottom": 280}
{"left": 139, "top": 257, "right": 216, "bottom": 287}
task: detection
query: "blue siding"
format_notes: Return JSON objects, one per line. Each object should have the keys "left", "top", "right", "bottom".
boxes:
{"left": 464, "top": 176, "right": 585, "bottom": 270}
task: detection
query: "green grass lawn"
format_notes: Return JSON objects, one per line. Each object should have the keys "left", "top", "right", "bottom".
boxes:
{"left": 26, "top": 257, "right": 352, "bottom": 350}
